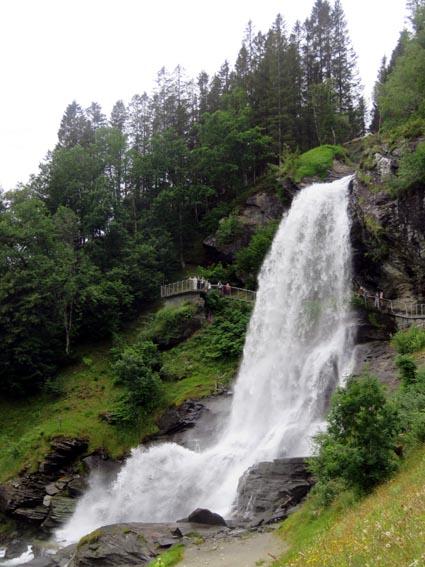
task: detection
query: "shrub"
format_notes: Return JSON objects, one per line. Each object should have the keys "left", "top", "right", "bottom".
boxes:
{"left": 216, "top": 214, "right": 243, "bottom": 245}
{"left": 111, "top": 343, "right": 163, "bottom": 424}
{"left": 200, "top": 300, "right": 252, "bottom": 359}
{"left": 392, "top": 379, "right": 425, "bottom": 444}
{"left": 147, "top": 304, "right": 197, "bottom": 348}
{"left": 235, "top": 222, "right": 279, "bottom": 289}
{"left": 196, "top": 263, "right": 234, "bottom": 285}
{"left": 309, "top": 374, "right": 401, "bottom": 501}
{"left": 392, "top": 142, "right": 425, "bottom": 192}
{"left": 391, "top": 326, "right": 425, "bottom": 354}
{"left": 395, "top": 353, "right": 417, "bottom": 385}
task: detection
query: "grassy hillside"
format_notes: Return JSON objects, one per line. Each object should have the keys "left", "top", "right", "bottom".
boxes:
{"left": 275, "top": 444, "right": 425, "bottom": 566}
{"left": 0, "top": 300, "right": 244, "bottom": 483}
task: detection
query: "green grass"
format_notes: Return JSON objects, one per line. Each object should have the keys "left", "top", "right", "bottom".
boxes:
{"left": 0, "top": 342, "right": 158, "bottom": 480}
{"left": 148, "top": 544, "right": 185, "bottom": 566}
{"left": 161, "top": 332, "right": 238, "bottom": 405}
{"left": 274, "top": 445, "right": 425, "bottom": 567}
{"left": 294, "top": 145, "right": 347, "bottom": 182}
{"left": 0, "top": 306, "right": 240, "bottom": 482}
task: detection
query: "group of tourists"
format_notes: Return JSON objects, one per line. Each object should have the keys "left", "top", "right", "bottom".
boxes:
{"left": 189, "top": 276, "right": 211, "bottom": 292}
{"left": 217, "top": 281, "right": 232, "bottom": 295}
{"left": 189, "top": 277, "right": 232, "bottom": 296}
{"left": 358, "top": 285, "right": 385, "bottom": 310}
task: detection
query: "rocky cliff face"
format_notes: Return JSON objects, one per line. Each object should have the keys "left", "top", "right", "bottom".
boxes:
{"left": 349, "top": 141, "right": 425, "bottom": 302}
{"left": 203, "top": 191, "right": 286, "bottom": 264}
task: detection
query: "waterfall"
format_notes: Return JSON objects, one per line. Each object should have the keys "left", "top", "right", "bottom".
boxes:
{"left": 56, "top": 175, "right": 354, "bottom": 544}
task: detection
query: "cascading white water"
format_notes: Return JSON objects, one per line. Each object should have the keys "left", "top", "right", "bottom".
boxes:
{"left": 57, "top": 175, "right": 354, "bottom": 544}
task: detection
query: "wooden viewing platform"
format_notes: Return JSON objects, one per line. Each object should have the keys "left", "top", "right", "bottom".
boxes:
{"left": 160, "top": 281, "right": 425, "bottom": 328}
{"left": 160, "top": 279, "right": 256, "bottom": 303}
{"left": 359, "top": 293, "right": 425, "bottom": 320}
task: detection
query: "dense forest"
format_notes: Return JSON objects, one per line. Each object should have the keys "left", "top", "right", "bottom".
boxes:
{"left": 1, "top": 0, "right": 424, "bottom": 397}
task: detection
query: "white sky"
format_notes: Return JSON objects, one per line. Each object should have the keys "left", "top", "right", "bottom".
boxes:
{"left": 0, "top": 0, "right": 408, "bottom": 191}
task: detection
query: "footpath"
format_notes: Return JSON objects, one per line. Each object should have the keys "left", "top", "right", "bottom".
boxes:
{"left": 178, "top": 529, "right": 286, "bottom": 567}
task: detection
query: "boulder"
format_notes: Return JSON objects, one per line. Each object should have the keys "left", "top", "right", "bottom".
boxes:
{"left": 182, "top": 508, "right": 227, "bottom": 526}
{"left": 234, "top": 457, "right": 315, "bottom": 526}
{"left": 154, "top": 400, "right": 205, "bottom": 437}
{"left": 68, "top": 523, "right": 182, "bottom": 567}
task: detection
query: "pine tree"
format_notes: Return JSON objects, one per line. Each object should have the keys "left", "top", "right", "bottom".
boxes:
{"left": 57, "top": 101, "right": 92, "bottom": 149}
{"left": 110, "top": 100, "right": 128, "bottom": 133}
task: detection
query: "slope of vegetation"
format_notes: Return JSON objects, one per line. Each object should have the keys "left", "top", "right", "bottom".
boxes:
{"left": 276, "top": 324, "right": 425, "bottom": 566}
{"left": 0, "top": 298, "right": 249, "bottom": 482}
{"left": 276, "top": 445, "right": 425, "bottom": 567}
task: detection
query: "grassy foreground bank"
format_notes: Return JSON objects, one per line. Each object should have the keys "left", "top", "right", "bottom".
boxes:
{"left": 275, "top": 445, "right": 425, "bottom": 567}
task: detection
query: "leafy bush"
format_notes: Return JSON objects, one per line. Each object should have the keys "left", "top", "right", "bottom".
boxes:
{"left": 146, "top": 304, "right": 197, "bottom": 348}
{"left": 395, "top": 353, "right": 417, "bottom": 385}
{"left": 216, "top": 214, "right": 243, "bottom": 245}
{"left": 196, "top": 263, "right": 235, "bottom": 285}
{"left": 392, "top": 142, "right": 425, "bottom": 192}
{"left": 200, "top": 202, "right": 233, "bottom": 235}
{"left": 391, "top": 326, "right": 425, "bottom": 354}
{"left": 111, "top": 342, "right": 163, "bottom": 424}
{"left": 235, "top": 222, "right": 278, "bottom": 289}
{"left": 392, "top": 378, "right": 425, "bottom": 444}
{"left": 199, "top": 300, "right": 252, "bottom": 359}
{"left": 309, "top": 374, "right": 401, "bottom": 502}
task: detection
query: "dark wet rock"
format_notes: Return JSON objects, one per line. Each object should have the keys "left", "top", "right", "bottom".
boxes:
{"left": 67, "top": 477, "right": 88, "bottom": 498}
{"left": 41, "top": 495, "right": 77, "bottom": 529}
{"left": 353, "top": 340, "right": 399, "bottom": 392}
{"left": 179, "top": 508, "right": 227, "bottom": 526}
{"left": 0, "top": 438, "right": 88, "bottom": 528}
{"left": 234, "top": 457, "right": 315, "bottom": 526}
{"left": 354, "top": 303, "right": 397, "bottom": 343}
{"left": 12, "top": 506, "right": 49, "bottom": 523}
{"left": 154, "top": 400, "right": 205, "bottom": 437}
{"left": 349, "top": 145, "right": 425, "bottom": 301}
{"left": 40, "top": 439, "right": 88, "bottom": 474}
{"left": 203, "top": 191, "right": 285, "bottom": 265}
{"left": 3, "top": 538, "right": 29, "bottom": 560}
{"left": 81, "top": 453, "right": 120, "bottom": 476}
{"left": 68, "top": 523, "right": 184, "bottom": 567}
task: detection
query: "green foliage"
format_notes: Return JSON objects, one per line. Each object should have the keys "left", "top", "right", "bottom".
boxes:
{"left": 392, "top": 376, "right": 425, "bottom": 444}
{"left": 392, "top": 142, "right": 425, "bottom": 193}
{"left": 111, "top": 342, "right": 163, "bottom": 425}
{"left": 215, "top": 214, "right": 243, "bottom": 245}
{"left": 390, "top": 117, "right": 425, "bottom": 140}
{"left": 309, "top": 374, "right": 401, "bottom": 501}
{"left": 145, "top": 304, "right": 197, "bottom": 348}
{"left": 391, "top": 326, "right": 425, "bottom": 354}
{"left": 200, "top": 300, "right": 252, "bottom": 359}
{"left": 281, "top": 145, "right": 347, "bottom": 182}
{"left": 196, "top": 263, "right": 235, "bottom": 285}
{"left": 200, "top": 202, "right": 233, "bottom": 236}
{"left": 395, "top": 353, "right": 417, "bottom": 385}
{"left": 235, "top": 222, "right": 278, "bottom": 288}
{"left": 149, "top": 544, "right": 184, "bottom": 567}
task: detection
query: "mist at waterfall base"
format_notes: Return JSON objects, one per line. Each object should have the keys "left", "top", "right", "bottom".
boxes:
{"left": 56, "top": 176, "right": 355, "bottom": 544}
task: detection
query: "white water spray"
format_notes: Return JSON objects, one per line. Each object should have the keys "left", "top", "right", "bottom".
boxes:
{"left": 57, "top": 176, "right": 354, "bottom": 544}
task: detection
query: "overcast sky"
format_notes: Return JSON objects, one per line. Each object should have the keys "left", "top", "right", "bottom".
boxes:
{"left": 0, "top": 0, "right": 408, "bottom": 191}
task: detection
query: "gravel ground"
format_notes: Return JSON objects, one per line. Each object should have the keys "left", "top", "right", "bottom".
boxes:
{"left": 178, "top": 530, "right": 286, "bottom": 567}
